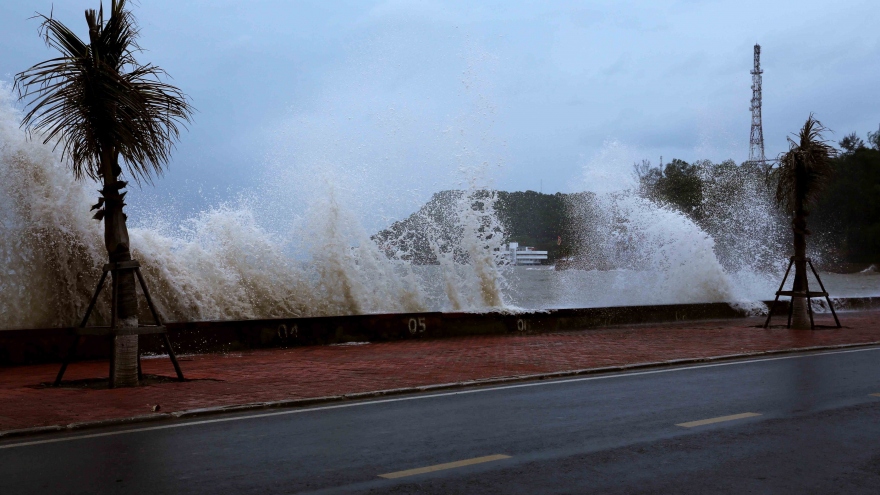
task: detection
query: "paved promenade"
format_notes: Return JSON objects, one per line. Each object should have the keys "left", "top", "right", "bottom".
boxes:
{"left": 1, "top": 311, "right": 878, "bottom": 434}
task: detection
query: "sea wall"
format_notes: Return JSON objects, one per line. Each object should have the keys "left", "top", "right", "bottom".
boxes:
{"left": 2, "top": 297, "right": 877, "bottom": 366}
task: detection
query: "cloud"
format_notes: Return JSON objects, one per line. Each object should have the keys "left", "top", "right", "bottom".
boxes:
{"left": 1, "top": 0, "right": 877, "bottom": 221}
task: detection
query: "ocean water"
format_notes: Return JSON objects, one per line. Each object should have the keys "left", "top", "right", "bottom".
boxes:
{"left": 504, "top": 266, "right": 880, "bottom": 310}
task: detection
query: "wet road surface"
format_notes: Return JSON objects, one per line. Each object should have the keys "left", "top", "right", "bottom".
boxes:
{"left": 3, "top": 346, "right": 880, "bottom": 494}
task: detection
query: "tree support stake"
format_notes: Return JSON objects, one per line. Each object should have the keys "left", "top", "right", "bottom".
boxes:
{"left": 763, "top": 256, "right": 842, "bottom": 330}
{"left": 54, "top": 260, "right": 185, "bottom": 387}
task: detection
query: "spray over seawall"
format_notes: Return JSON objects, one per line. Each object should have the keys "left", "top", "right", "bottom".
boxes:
{"left": 556, "top": 158, "right": 787, "bottom": 310}
{"left": 1, "top": 80, "right": 802, "bottom": 329}
{"left": 0, "top": 90, "right": 107, "bottom": 328}
{"left": 0, "top": 91, "right": 510, "bottom": 329}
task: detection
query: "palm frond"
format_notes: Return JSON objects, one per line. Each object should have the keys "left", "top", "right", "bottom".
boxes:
{"left": 14, "top": 0, "right": 193, "bottom": 184}
{"left": 772, "top": 114, "right": 836, "bottom": 213}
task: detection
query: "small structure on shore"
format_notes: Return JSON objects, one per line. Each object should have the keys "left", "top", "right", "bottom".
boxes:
{"left": 505, "top": 242, "right": 548, "bottom": 266}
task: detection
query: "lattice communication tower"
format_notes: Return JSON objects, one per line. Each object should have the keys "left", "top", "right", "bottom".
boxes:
{"left": 749, "top": 44, "right": 766, "bottom": 165}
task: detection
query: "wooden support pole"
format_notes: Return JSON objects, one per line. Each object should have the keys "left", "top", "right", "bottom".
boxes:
{"left": 54, "top": 260, "right": 185, "bottom": 386}
{"left": 765, "top": 257, "right": 842, "bottom": 330}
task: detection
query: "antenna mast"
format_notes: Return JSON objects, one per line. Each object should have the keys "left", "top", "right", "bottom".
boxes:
{"left": 749, "top": 44, "right": 766, "bottom": 165}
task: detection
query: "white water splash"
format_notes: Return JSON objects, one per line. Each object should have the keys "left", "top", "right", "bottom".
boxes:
{"left": 1, "top": 82, "right": 858, "bottom": 329}
{"left": 0, "top": 88, "right": 509, "bottom": 329}
{"left": 560, "top": 192, "right": 737, "bottom": 307}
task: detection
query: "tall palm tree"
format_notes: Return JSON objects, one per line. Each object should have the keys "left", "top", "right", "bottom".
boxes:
{"left": 15, "top": 0, "right": 192, "bottom": 386}
{"left": 772, "top": 115, "right": 836, "bottom": 329}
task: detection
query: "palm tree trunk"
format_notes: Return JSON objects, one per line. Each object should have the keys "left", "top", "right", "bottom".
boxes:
{"left": 790, "top": 210, "right": 811, "bottom": 329}
{"left": 102, "top": 151, "right": 139, "bottom": 387}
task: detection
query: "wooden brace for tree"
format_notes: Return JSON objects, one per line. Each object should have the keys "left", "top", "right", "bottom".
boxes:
{"left": 763, "top": 256, "right": 842, "bottom": 330}
{"left": 54, "top": 260, "right": 184, "bottom": 387}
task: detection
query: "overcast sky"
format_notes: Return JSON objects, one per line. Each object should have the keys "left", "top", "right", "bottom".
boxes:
{"left": 2, "top": 0, "right": 878, "bottom": 227}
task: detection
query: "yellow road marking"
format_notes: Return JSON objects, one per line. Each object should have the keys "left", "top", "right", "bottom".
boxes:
{"left": 676, "top": 412, "right": 762, "bottom": 428}
{"left": 870, "top": 393, "right": 880, "bottom": 398}
{"left": 379, "top": 454, "right": 511, "bottom": 479}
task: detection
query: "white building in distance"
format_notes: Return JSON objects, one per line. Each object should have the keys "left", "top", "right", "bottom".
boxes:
{"left": 505, "top": 242, "right": 548, "bottom": 266}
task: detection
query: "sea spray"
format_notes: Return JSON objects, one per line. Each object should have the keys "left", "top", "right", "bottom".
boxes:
{"left": 300, "top": 179, "right": 427, "bottom": 315}
{"left": 0, "top": 88, "right": 108, "bottom": 328}
{"left": 129, "top": 208, "right": 315, "bottom": 322}
{"left": 1, "top": 78, "right": 813, "bottom": 328}
{"left": 557, "top": 164, "right": 786, "bottom": 309}
{"left": 696, "top": 161, "right": 789, "bottom": 277}
{"left": 561, "top": 192, "right": 735, "bottom": 307}
{"left": 454, "top": 189, "right": 508, "bottom": 309}
{"left": 0, "top": 86, "right": 512, "bottom": 328}
{"left": 423, "top": 189, "right": 509, "bottom": 311}
{"left": 696, "top": 161, "right": 789, "bottom": 305}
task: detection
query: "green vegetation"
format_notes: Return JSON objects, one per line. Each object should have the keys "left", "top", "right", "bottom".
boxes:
{"left": 813, "top": 129, "right": 880, "bottom": 264}
{"left": 634, "top": 123, "right": 880, "bottom": 268}
{"left": 634, "top": 158, "right": 704, "bottom": 220}
{"left": 373, "top": 190, "right": 572, "bottom": 263}
{"left": 495, "top": 191, "right": 569, "bottom": 261}
{"left": 379, "top": 121, "right": 880, "bottom": 269}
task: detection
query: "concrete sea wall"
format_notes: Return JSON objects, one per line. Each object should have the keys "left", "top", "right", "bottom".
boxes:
{"left": 1, "top": 297, "right": 877, "bottom": 366}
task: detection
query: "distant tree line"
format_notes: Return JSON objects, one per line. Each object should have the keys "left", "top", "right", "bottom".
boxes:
{"left": 494, "top": 191, "right": 570, "bottom": 261}
{"left": 374, "top": 124, "right": 879, "bottom": 267}
{"left": 373, "top": 190, "right": 573, "bottom": 264}
{"left": 812, "top": 127, "right": 880, "bottom": 264}
{"left": 635, "top": 124, "right": 880, "bottom": 267}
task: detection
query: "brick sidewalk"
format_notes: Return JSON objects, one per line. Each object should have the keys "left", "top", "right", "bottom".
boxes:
{"left": 2, "top": 312, "right": 879, "bottom": 433}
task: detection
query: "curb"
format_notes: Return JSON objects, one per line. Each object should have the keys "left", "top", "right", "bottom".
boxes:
{"left": 2, "top": 340, "right": 879, "bottom": 441}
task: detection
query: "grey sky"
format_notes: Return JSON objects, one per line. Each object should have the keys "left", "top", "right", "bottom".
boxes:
{"left": 1, "top": 0, "right": 878, "bottom": 228}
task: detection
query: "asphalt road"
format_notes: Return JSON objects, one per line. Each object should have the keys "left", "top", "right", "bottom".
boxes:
{"left": 3, "top": 346, "right": 880, "bottom": 494}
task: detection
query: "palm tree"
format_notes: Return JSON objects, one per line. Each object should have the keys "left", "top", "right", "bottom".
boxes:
{"left": 15, "top": 0, "right": 192, "bottom": 386}
{"left": 772, "top": 115, "right": 836, "bottom": 329}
